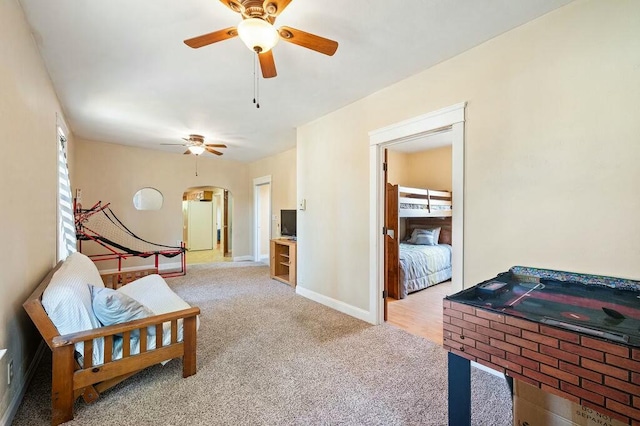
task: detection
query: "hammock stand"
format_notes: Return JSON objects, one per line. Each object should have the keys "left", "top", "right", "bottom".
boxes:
{"left": 75, "top": 201, "right": 186, "bottom": 278}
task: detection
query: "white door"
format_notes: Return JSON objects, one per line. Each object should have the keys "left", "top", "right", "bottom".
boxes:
{"left": 258, "top": 183, "right": 271, "bottom": 261}
{"left": 187, "top": 201, "right": 213, "bottom": 251}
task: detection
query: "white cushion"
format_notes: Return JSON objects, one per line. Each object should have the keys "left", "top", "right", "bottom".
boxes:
{"left": 118, "top": 274, "right": 192, "bottom": 316}
{"left": 118, "top": 274, "right": 200, "bottom": 340}
{"left": 42, "top": 252, "right": 105, "bottom": 364}
{"left": 42, "top": 252, "right": 104, "bottom": 334}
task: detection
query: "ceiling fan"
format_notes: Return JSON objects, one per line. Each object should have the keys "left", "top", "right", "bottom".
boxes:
{"left": 161, "top": 134, "right": 227, "bottom": 156}
{"left": 184, "top": 0, "right": 339, "bottom": 78}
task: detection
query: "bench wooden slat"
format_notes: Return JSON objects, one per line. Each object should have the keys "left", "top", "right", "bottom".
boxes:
{"left": 171, "top": 319, "right": 178, "bottom": 344}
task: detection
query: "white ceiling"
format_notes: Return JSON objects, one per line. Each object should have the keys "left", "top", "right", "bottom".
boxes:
{"left": 19, "top": 0, "right": 572, "bottom": 163}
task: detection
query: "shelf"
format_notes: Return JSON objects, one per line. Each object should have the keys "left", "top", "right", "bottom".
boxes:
{"left": 270, "top": 239, "right": 297, "bottom": 288}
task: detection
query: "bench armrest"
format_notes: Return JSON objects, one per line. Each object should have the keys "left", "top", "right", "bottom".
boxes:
{"left": 52, "top": 307, "right": 200, "bottom": 347}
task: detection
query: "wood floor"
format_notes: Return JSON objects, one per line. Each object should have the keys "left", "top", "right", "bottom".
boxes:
{"left": 386, "top": 281, "right": 453, "bottom": 345}
{"left": 185, "top": 245, "right": 232, "bottom": 265}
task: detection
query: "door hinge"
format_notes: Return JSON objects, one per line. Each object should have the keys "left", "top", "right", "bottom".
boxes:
{"left": 382, "top": 226, "right": 387, "bottom": 235}
{"left": 382, "top": 290, "right": 388, "bottom": 299}
{"left": 383, "top": 162, "right": 387, "bottom": 172}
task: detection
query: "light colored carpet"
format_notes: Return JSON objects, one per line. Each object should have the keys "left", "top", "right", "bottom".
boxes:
{"left": 13, "top": 262, "right": 512, "bottom": 425}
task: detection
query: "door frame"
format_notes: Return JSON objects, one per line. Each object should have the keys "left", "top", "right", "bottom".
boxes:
{"left": 369, "top": 102, "right": 466, "bottom": 325}
{"left": 253, "top": 175, "right": 272, "bottom": 262}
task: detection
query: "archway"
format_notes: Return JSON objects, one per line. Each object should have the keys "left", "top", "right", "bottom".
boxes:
{"left": 182, "top": 186, "right": 233, "bottom": 264}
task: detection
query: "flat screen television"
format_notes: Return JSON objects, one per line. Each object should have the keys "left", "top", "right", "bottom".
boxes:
{"left": 280, "top": 209, "right": 297, "bottom": 238}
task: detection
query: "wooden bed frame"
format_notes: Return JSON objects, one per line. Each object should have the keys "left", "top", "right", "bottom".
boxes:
{"left": 385, "top": 184, "right": 453, "bottom": 300}
{"left": 23, "top": 263, "right": 200, "bottom": 425}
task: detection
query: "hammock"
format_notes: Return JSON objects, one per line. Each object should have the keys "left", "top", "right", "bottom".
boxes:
{"left": 76, "top": 202, "right": 186, "bottom": 277}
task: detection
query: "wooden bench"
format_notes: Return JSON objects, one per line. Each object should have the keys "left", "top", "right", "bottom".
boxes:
{"left": 23, "top": 262, "right": 200, "bottom": 425}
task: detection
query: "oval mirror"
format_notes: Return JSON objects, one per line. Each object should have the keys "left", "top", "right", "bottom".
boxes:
{"left": 133, "top": 187, "right": 163, "bottom": 210}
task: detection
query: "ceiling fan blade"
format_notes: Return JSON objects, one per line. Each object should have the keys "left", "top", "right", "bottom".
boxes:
{"left": 161, "top": 143, "right": 187, "bottom": 146}
{"left": 278, "top": 26, "right": 338, "bottom": 56}
{"left": 206, "top": 147, "right": 224, "bottom": 156}
{"left": 184, "top": 27, "right": 238, "bottom": 49}
{"left": 205, "top": 143, "right": 227, "bottom": 148}
{"left": 184, "top": 150, "right": 192, "bottom": 155}
{"left": 219, "top": 0, "right": 245, "bottom": 14}
{"left": 263, "top": 0, "right": 293, "bottom": 17}
{"left": 258, "top": 50, "right": 277, "bottom": 78}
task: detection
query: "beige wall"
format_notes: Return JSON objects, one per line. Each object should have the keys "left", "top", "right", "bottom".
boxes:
{"left": 388, "top": 146, "right": 452, "bottom": 191}
{"left": 386, "top": 150, "right": 410, "bottom": 186}
{"left": 297, "top": 0, "right": 640, "bottom": 312}
{"left": 248, "top": 148, "right": 297, "bottom": 238}
{"left": 407, "top": 146, "right": 452, "bottom": 191}
{"left": 0, "top": 0, "right": 72, "bottom": 419}
{"left": 75, "top": 138, "right": 252, "bottom": 267}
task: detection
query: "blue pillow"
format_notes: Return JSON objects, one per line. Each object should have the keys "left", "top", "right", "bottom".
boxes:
{"left": 89, "top": 285, "right": 156, "bottom": 336}
{"left": 408, "top": 227, "right": 440, "bottom": 245}
{"left": 411, "top": 229, "right": 438, "bottom": 245}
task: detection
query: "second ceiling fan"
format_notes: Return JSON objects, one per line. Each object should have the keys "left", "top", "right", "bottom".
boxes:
{"left": 184, "top": 0, "right": 338, "bottom": 78}
{"left": 162, "top": 134, "right": 227, "bottom": 156}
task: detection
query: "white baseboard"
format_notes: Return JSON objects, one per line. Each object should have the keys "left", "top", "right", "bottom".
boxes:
{"left": 259, "top": 254, "right": 269, "bottom": 262}
{"left": 100, "top": 262, "right": 182, "bottom": 274}
{"left": 295, "top": 286, "right": 375, "bottom": 324}
{"left": 1, "top": 341, "right": 46, "bottom": 425}
{"left": 471, "top": 361, "right": 506, "bottom": 378}
{"left": 233, "top": 255, "right": 253, "bottom": 262}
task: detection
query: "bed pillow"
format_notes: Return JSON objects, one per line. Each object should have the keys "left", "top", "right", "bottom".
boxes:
{"left": 408, "top": 227, "right": 441, "bottom": 245}
{"left": 90, "top": 285, "right": 156, "bottom": 336}
{"left": 411, "top": 228, "right": 439, "bottom": 245}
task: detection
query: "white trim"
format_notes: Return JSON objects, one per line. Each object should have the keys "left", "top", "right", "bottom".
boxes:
{"left": 259, "top": 254, "right": 269, "bottom": 262}
{"left": 472, "top": 361, "right": 506, "bottom": 378}
{"left": 369, "top": 102, "right": 467, "bottom": 145}
{"left": 99, "top": 262, "right": 182, "bottom": 274}
{"left": 233, "top": 255, "right": 254, "bottom": 262}
{"left": 1, "top": 342, "right": 46, "bottom": 426}
{"left": 296, "top": 286, "right": 375, "bottom": 324}
{"left": 253, "top": 176, "right": 272, "bottom": 262}
{"left": 369, "top": 102, "right": 467, "bottom": 325}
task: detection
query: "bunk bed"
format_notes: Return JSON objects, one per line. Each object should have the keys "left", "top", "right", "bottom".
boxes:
{"left": 386, "top": 184, "right": 453, "bottom": 299}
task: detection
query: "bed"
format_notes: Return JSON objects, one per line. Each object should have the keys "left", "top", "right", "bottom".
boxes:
{"left": 398, "top": 186, "right": 452, "bottom": 218}
{"left": 386, "top": 184, "right": 453, "bottom": 299}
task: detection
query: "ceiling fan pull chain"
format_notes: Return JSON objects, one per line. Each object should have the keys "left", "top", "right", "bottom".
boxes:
{"left": 252, "top": 54, "right": 256, "bottom": 106}
{"left": 253, "top": 54, "right": 260, "bottom": 109}
{"left": 195, "top": 154, "right": 199, "bottom": 176}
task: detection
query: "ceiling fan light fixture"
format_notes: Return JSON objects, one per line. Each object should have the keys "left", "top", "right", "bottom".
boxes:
{"left": 188, "top": 145, "right": 206, "bottom": 155}
{"left": 237, "top": 18, "right": 279, "bottom": 53}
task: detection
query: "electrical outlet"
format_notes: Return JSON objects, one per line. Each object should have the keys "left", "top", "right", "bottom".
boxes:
{"left": 7, "top": 359, "right": 13, "bottom": 385}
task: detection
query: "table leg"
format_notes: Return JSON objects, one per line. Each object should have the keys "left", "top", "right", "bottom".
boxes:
{"left": 448, "top": 351, "right": 471, "bottom": 426}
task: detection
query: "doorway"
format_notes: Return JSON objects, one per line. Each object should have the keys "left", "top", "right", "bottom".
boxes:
{"left": 385, "top": 137, "right": 453, "bottom": 344}
{"left": 182, "top": 186, "right": 233, "bottom": 264}
{"left": 253, "top": 176, "right": 272, "bottom": 263}
{"left": 369, "top": 102, "right": 466, "bottom": 327}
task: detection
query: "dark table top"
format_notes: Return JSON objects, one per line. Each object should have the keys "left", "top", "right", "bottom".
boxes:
{"left": 447, "top": 268, "right": 640, "bottom": 347}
